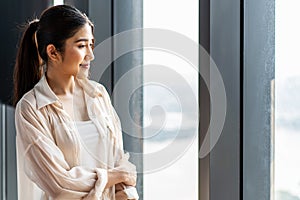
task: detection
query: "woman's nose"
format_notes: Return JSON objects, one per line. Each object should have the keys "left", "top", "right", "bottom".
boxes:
{"left": 87, "top": 46, "right": 95, "bottom": 61}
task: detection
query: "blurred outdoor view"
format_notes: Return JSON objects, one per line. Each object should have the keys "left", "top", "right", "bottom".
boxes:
{"left": 143, "top": 0, "right": 199, "bottom": 199}
{"left": 275, "top": 0, "right": 300, "bottom": 199}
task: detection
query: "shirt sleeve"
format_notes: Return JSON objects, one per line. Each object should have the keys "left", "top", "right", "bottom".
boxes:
{"left": 15, "top": 99, "right": 108, "bottom": 199}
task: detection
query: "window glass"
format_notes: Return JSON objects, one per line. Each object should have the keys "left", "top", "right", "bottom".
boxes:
{"left": 275, "top": 0, "right": 300, "bottom": 199}
{"left": 53, "top": 0, "right": 64, "bottom": 5}
{"left": 143, "top": 0, "right": 199, "bottom": 199}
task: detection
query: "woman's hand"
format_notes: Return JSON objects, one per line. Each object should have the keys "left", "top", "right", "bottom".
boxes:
{"left": 105, "top": 168, "right": 136, "bottom": 189}
{"left": 122, "top": 170, "right": 136, "bottom": 186}
{"left": 113, "top": 154, "right": 137, "bottom": 186}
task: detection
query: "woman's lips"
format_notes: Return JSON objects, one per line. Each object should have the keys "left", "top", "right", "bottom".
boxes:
{"left": 79, "top": 64, "right": 89, "bottom": 69}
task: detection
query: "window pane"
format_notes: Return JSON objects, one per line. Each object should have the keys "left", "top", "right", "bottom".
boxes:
{"left": 275, "top": 0, "right": 300, "bottom": 199}
{"left": 143, "top": 0, "right": 199, "bottom": 199}
{"left": 53, "top": 0, "right": 64, "bottom": 5}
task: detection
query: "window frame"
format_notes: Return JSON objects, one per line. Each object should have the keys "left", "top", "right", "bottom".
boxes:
{"left": 199, "top": 0, "right": 275, "bottom": 199}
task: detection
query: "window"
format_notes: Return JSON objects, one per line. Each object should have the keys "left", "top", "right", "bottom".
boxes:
{"left": 143, "top": 0, "right": 199, "bottom": 199}
{"left": 275, "top": 0, "right": 300, "bottom": 199}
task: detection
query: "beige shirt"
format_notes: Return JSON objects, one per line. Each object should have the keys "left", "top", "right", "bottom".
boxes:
{"left": 15, "top": 75, "right": 137, "bottom": 200}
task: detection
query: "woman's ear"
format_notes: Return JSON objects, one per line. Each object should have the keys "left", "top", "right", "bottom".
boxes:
{"left": 46, "top": 44, "right": 61, "bottom": 62}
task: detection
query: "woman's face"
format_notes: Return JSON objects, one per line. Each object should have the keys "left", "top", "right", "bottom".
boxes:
{"left": 58, "top": 23, "right": 94, "bottom": 77}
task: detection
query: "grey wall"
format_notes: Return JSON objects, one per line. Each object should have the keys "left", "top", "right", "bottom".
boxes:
{"left": 0, "top": 0, "right": 52, "bottom": 105}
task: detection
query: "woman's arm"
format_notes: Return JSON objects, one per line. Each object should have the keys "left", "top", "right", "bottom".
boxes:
{"left": 106, "top": 168, "right": 136, "bottom": 189}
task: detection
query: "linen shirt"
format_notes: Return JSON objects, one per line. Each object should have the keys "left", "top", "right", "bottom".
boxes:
{"left": 15, "top": 75, "right": 137, "bottom": 200}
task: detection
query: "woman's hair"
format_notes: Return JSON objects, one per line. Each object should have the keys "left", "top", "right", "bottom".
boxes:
{"left": 13, "top": 5, "right": 93, "bottom": 106}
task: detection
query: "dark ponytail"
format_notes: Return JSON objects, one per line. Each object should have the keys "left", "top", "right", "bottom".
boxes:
{"left": 13, "top": 5, "right": 93, "bottom": 107}
{"left": 13, "top": 20, "right": 42, "bottom": 107}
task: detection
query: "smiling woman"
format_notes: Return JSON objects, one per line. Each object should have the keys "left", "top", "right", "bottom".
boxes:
{"left": 13, "top": 5, "right": 138, "bottom": 200}
{"left": 46, "top": 23, "right": 94, "bottom": 80}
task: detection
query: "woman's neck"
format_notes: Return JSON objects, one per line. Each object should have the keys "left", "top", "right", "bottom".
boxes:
{"left": 45, "top": 69, "right": 75, "bottom": 96}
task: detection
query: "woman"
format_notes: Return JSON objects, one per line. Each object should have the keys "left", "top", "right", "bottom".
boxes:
{"left": 13, "top": 5, "right": 138, "bottom": 200}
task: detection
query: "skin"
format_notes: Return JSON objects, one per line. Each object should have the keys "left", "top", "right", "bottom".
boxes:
{"left": 45, "top": 23, "right": 136, "bottom": 190}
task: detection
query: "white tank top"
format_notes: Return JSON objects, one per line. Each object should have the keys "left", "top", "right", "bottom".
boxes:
{"left": 76, "top": 120, "right": 101, "bottom": 166}
{"left": 76, "top": 120, "right": 114, "bottom": 170}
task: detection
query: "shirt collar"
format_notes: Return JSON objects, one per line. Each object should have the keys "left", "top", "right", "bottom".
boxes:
{"left": 34, "top": 76, "right": 59, "bottom": 110}
{"left": 76, "top": 76, "right": 103, "bottom": 99}
{"left": 34, "top": 75, "right": 102, "bottom": 110}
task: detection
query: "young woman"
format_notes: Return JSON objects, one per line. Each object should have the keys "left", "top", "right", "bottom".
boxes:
{"left": 13, "top": 5, "right": 138, "bottom": 200}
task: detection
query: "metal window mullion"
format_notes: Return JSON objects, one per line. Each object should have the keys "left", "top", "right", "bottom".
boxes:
{"left": 199, "top": 0, "right": 211, "bottom": 199}
{"left": 1, "top": 104, "right": 6, "bottom": 200}
{"left": 209, "top": 0, "right": 241, "bottom": 199}
{"left": 112, "top": 1, "right": 143, "bottom": 199}
{"left": 243, "top": 0, "right": 275, "bottom": 199}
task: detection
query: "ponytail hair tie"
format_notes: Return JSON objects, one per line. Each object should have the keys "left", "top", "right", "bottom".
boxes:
{"left": 29, "top": 19, "right": 39, "bottom": 25}
{"left": 29, "top": 19, "right": 40, "bottom": 32}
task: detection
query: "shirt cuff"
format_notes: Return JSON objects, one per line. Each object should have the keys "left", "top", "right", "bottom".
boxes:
{"left": 123, "top": 185, "right": 139, "bottom": 200}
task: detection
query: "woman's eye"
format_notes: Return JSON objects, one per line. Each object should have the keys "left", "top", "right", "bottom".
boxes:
{"left": 78, "top": 42, "right": 94, "bottom": 49}
{"left": 90, "top": 43, "right": 95, "bottom": 49}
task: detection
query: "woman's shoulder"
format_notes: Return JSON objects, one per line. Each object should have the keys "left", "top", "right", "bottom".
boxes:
{"left": 16, "top": 89, "right": 37, "bottom": 110}
{"left": 14, "top": 89, "right": 41, "bottom": 121}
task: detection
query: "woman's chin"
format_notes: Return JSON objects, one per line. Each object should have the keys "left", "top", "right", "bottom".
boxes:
{"left": 77, "top": 67, "right": 89, "bottom": 79}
